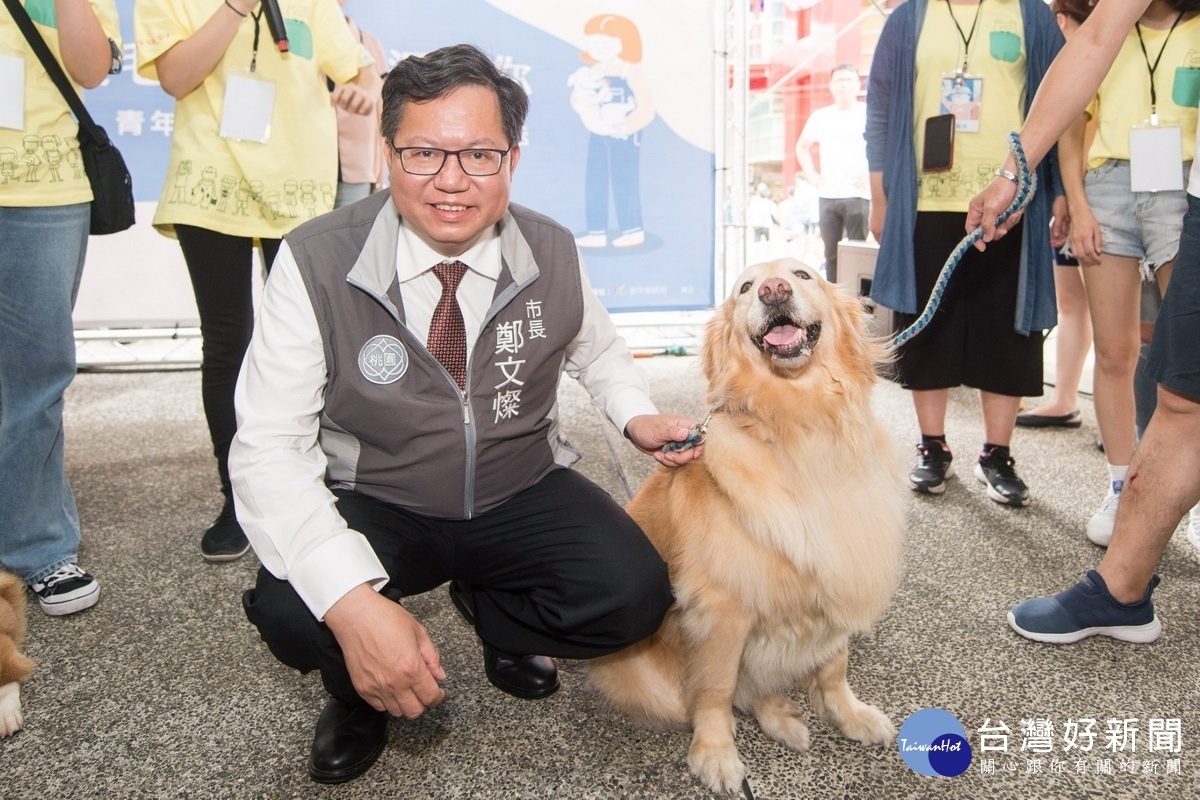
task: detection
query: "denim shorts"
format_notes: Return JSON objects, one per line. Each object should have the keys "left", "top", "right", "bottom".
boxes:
{"left": 1084, "top": 159, "right": 1190, "bottom": 270}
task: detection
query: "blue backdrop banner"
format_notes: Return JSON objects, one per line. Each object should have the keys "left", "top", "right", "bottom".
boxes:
{"left": 90, "top": 0, "right": 716, "bottom": 313}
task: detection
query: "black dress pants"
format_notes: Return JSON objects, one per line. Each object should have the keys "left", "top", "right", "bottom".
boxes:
{"left": 242, "top": 468, "right": 673, "bottom": 704}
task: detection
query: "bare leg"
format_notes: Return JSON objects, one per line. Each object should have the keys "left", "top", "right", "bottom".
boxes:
{"left": 980, "top": 391, "right": 1021, "bottom": 447}
{"left": 1098, "top": 386, "right": 1200, "bottom": 602}
{"left": 912, "top": 388, "right": 949, "bottom": 437}
{"left": 1027, "top": 265, "right": 1091, "bottom": 416}
{"left": 1081, "top": 255, "right": 1142, "bottom": 468}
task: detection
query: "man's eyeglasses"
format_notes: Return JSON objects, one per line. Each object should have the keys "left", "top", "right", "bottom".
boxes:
{"left": 391, "top": 146, "right": 512, "bottom": 177}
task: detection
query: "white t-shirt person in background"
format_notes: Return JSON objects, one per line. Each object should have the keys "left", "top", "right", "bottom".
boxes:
{"left": 796, "top": 63, "right": 871, "bottom": 283}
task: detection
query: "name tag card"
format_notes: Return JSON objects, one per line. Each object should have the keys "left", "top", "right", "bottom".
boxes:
{"left": 0, "top": 54, "right": 25, "bottom": 131}
{"left": 219, "top": 74, "right": 275, "bottom": 144}
{"left": 1130, "top": 124, "right": 1184, "bottom": 192}
{"left": 940, "top": 74, "right": 983, "bottom": 133}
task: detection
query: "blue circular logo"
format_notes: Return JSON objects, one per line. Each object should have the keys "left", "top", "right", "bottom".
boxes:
{"left": 358, "top": 335, "right": 408, "bottom": 385}
{"left": 898, "top": 708, "right": 973, "bottom": 777}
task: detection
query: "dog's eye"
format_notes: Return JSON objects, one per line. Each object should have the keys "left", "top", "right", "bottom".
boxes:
{"left": 739, "top": 281, "right": 752, "bottom": 295}
{"left": 793, "top": 270, "right": 812, "bottom": 281}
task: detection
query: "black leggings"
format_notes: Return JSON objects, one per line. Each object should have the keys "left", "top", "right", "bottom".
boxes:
{"left": 176, "top": 226, "right": 282, "bottom": 497}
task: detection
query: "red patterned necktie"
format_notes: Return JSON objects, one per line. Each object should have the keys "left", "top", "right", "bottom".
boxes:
{"left": 428, "top": 261, "right": 469, "bottom": 389}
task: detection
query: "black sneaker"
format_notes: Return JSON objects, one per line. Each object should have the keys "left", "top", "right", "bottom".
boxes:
{"left": 29, "top": 564, "right": 100, "bottom": 616}
{"left": 200, "top": 498, "right": 250, "bottom": 563}
{"left": 975, "top": 447, "right": 1030, "bottom": 506}
{"left": 910, "top": 440, "right": 954, "bottom": 494}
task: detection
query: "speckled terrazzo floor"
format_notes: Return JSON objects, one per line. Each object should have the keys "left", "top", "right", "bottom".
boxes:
{"left": 3, "top": 356, "right": 1199, "bottom": 799}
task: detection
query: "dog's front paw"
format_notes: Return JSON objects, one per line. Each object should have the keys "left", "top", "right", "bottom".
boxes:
{"left": 0, "top": 682, "right": 23, "bottom": 738}
{"left": 688, "top": 738, "right": 746, "bottom": 795}
{"left": 838, "top": 702, "right": 895, "bottom": 746}
{"left": 753, "top": 696, "right": 811, "bottom": 753}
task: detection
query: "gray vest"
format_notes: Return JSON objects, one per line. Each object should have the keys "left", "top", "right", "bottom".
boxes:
{"left": 286, "top": 191, "right": 585, "bottom": 519}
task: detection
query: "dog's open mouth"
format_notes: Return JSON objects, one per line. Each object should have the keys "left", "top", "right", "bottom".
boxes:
{"left": 752, "top": 315, "right": 822, "bottom": 359}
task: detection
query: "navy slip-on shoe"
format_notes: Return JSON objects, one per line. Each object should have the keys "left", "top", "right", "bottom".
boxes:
{"left": 1007, "top": 570, "right": 1161, "bottom": 644}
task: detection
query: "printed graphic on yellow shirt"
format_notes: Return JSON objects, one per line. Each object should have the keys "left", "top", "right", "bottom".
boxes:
{"left": 161, "top": 158, "right": 335, "bottom": 223}
{"left": 1, "top": 134, "right": 82, "bottom": 185}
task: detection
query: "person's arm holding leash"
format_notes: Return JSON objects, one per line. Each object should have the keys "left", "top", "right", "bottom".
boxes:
{"left": 967, "top": 0, "right": 1152, "bottom": 245}
{"left": 566, "top": 260, "right": 703, "bottom": 467}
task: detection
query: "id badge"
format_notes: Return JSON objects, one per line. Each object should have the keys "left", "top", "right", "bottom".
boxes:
{"left": 220, "top": 73, "right": 275, "bottom": 144}
{"left": 0, "top": 53, "right": 25, "bottom": 131}
{"left": 940, "top": 72, "right": 983, "bottom": 133}
{"left": 1129, "top": 121, "right": 1183, "bottom": 192}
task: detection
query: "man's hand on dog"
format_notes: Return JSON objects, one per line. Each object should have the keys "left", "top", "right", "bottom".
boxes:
{"left": 626, "top": 414, "right": 705, "bottom": 467}
{"left": 324, "top": 584, "right": 446, "bottom": 718}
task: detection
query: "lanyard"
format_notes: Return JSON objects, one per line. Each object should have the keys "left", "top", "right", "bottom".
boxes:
{"left": 945, "top": 0, "right": 985, "bottom": 76}
{"left": 249, "top": 8, "right": 264, "bottom": 73}
{"left": 1135, "top": 11, "right": 1184, "bottom": 123}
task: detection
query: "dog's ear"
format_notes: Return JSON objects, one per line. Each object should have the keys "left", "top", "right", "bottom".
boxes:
{"left": 827, "top": 284, "right": 891, "bottom": 374}
{"left": 700, "top": 295, "right": 733, "bottom": 384}
{"left": 701, "top": 291, "right": 747, "bottom": 408}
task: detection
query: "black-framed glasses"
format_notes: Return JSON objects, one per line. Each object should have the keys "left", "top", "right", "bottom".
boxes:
{"left": 391, "top": 146, "right": 511, "bottom": 177}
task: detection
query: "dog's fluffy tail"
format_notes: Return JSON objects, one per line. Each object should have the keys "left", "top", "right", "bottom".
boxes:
{"left": 588, "top": 615, "right": 688, "bottom": 728}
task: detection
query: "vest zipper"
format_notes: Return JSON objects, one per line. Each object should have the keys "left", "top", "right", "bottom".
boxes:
{"left": 461, "top": 386, "right": 476, "bottom": 519}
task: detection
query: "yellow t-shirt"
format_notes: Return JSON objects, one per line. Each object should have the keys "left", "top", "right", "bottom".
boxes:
{"left": 914, "top": 0, "right": 1026, "bottom": 212}
{"left": 0, "top": 0, "right": 122, "bottom": 208}
{"left": 135, "top": 0, "right": 372, "bottom": 238}
{"left": 1085, "top": 15, "right": 1200, "bottom": 168}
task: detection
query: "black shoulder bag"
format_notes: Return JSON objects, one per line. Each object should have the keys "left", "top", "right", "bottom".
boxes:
{"left": 4, "top": 0, "right": 135, "bottom": 234}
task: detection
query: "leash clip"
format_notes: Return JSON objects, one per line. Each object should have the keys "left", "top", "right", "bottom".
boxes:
{"left": 661, "top": 410, "right": 712, "bottom": 453}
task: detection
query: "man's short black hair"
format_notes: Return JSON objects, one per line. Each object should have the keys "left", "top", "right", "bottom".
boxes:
{"left": 381, "top": 44, "right": 529, "bottom": 149}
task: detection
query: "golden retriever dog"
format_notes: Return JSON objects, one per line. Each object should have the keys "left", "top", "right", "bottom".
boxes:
{"left": 590, "top": 258, "right": 907, "bottom": 793}
{"left": 0, "top": 568, "right": 35, "bottom": 738}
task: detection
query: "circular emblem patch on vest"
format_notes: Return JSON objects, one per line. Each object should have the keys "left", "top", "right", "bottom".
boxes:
{"left": 358, "top": 335, "right": 408, "bottom": 385}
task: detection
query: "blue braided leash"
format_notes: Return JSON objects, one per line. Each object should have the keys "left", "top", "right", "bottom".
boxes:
{"left": 890, "top": 132, "right": 1036, "bottom": 349}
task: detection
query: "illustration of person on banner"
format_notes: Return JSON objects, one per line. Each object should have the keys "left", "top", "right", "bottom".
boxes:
{"left": 569, "top": 13, "right": 655, "bottom": 250}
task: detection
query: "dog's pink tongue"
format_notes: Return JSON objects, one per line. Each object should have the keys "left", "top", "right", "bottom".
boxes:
{"left": 764, "top": 325, "right": 803, "bottom": 347}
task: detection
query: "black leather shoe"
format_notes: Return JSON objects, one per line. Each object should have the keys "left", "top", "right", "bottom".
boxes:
{"left": 309, "top": 697, "right": 388, "bottom": 784}
{"left": 483, "top": 643, "right": 560, "bottom": 699}
{"left": 447, "top": 581, "right": 560, "bottom": 699}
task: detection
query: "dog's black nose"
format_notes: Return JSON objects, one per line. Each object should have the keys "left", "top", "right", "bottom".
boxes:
{"left": 758, "top": 278, "right": 792, "bottom": 306}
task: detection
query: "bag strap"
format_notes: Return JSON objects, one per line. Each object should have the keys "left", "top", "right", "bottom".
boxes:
{"left": 2, "top": 0, "right": 109, "bottom": 146}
